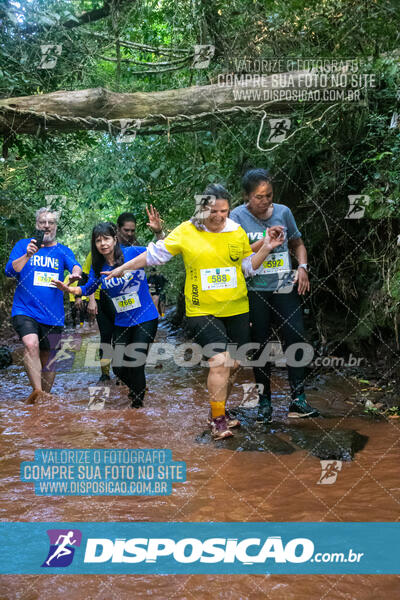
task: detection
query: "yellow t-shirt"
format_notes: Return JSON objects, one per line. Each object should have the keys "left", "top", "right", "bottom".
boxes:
{"left": 163, "top": 220, "right": 252, "bottom": 317}
{"left": 83, "top": 252, "right": 101, "bottom": 300}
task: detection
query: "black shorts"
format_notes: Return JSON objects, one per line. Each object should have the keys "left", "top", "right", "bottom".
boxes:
{"left": 12, "top": 315, "right": 63, "bottom": 352}
{"left": 186, "top": 313, "right": 250, "bottom": 360}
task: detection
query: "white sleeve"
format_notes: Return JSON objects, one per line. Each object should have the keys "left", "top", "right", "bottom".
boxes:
{"left": 241, "top": 254, "right": 257, "bottom": 277}
{"left": 146, "top": 240, "right": 174, "bottom": 265}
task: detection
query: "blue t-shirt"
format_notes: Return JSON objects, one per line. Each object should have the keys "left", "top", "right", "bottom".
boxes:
{"left": 230, "top": 203, "right": 301, "bottom": 291}
{"left": 5, "top": 239, "right": 81, "bottom": 326}
{"left": 81, "top": 246, "right": 158, "bottom": 327}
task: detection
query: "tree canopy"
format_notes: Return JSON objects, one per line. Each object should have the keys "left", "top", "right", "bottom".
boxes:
{"left": 1, "top": 0, "right": 400, "bottom": 351}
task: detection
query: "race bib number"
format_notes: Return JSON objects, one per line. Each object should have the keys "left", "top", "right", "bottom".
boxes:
{"left": 112, "top": 291, "right": 141, "bottom": 313}
{"left": 259, "top": 252, "right": 290, "bottom": 274}
{"left": 33, "top": 271, "right": 59, "bottom": 287}
{"left": 200, "top": 267, "right": 237, "bottom": 291}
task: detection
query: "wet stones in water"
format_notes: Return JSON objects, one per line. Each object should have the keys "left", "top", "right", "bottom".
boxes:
{"left": 195, "top": 407, "right": 368, "bottom": 460}
{"left": 288, "top": 429, "right": 368, "bottom": 462}
{"left": 0, "top": 346, "right": 12, "bottom": 368}
{"left": 195, "top": 407, "right": 295, "bottom": 454}
{"left": 195, "top": 429, "right": 296, "bottom": 454}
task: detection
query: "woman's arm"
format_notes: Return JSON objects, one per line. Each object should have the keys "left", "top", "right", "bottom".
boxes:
{"left": 52, "top": 266, "right": 98, "bottom": 297}
{"left": 250, "top": 226, "right": 285, "bottom": 271}
{"left": 102, "top": 239, "right": 176, "bottom": 280}
{"left": 87, "top": 293, "right": 98, "bottom": 318}
{"left": 288, "top": 237, "right": 310, "bottom": 294}
{"left": 250, "top": 239, "right": 263, "bottom": 252}
{"left": 51, "top": 279, "right": 83, "bottom": 296}
{"left": 102, "top": 251, "right": 148, "bottom": 280}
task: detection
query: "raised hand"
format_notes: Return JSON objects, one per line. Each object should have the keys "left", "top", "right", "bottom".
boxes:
{"left": 146, "top": 204, "right": 163, "bottom": 233}
{"left": 263, "top": 226, "right": 285, "bottom": 250}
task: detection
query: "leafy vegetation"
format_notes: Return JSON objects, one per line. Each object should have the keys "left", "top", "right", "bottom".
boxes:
{"left": 1, "top": 0, "right": 400, "bottom": 355}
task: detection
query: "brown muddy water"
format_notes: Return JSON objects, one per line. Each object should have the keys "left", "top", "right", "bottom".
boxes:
{"left": 0, "top": 321, "right": 399, "bottom": 599}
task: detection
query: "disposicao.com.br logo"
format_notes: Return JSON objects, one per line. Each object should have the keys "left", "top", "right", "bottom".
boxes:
{"left": 40, "top": 533, "right": 364, "bottom": 569}
{"left": 82, "top": 536, "right": 363, "bottom": 566}
{"left": 3, "top": 522, "right": 389, "bottom": 574}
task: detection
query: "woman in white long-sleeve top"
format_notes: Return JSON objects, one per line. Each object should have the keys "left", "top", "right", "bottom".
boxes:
{"left": 104, "top": 184, "right": 284, "bottom": 440}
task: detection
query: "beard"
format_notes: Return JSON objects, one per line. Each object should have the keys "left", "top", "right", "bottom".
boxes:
{"left": 43, "top": 231, "right": 57, "bottom": 243}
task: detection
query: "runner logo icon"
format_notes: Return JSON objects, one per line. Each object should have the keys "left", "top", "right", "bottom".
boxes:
{"left": 317, "top": 460, "right": 342, "bottom": 485}
{"left": 41, "top": 529, "right": 82, "bottom": 567}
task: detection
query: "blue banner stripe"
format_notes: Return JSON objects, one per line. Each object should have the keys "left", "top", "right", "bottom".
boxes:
{"left": 0, "top": 523, "right": 399, "bottom": 574}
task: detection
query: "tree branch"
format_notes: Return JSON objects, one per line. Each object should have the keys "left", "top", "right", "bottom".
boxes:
{"left": 0, "top": 72, "right": 347, "bottom": 136}
{"left": 20, "top": 0, "right": 132, "bottom": 34}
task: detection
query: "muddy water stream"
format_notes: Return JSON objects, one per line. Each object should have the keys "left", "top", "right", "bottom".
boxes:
{"left": 0, "top": 321, "right": 399, "bottom": 599}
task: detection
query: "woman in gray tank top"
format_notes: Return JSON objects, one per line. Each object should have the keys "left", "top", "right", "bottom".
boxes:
{"left": 230, "top": 168, "right": 320, "bottom": 422}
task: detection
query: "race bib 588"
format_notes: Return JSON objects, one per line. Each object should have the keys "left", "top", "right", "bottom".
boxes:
{"left": 200, "top": 267, "right": 237, "bottom": 291}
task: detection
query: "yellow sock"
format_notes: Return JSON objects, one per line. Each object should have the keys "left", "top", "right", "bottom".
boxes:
{"left": 210, "top": 401, "right": 226, "bottom": 419}
{"left": 100, "top": 360, "right": 111, "bottom": 377}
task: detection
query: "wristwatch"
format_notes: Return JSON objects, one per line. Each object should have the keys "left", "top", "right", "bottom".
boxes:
{"left": 298, "top": 263, "right": 308, "bottom": 272}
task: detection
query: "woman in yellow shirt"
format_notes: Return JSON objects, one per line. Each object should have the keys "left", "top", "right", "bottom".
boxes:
{"left": 104, "top": 184, "right": 284, "bottom": 439}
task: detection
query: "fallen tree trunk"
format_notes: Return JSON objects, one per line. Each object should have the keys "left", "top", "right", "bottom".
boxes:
{"left": 0, "top": 72, "right": 351, "bottom": 136}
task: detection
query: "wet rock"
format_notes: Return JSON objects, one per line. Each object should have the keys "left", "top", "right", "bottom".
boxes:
{"left": 196, "top": 406, "right": 368, "bottom": 461}
{"left": 288, "top": 428, "right": 368, "bottom": 461}
{"left": 195, "top": 407, "right": 295, "bottom": 453}
{"left": 196, "top": 429, "right": 296, "bottom": 454}
{"left": 0, "top": 346, "right": 12, "bottom": 368}
{"left": 305, "top": 373, "right": 327, "bottom": 390}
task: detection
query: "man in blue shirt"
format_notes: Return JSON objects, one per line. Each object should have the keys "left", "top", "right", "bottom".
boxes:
{"left": 5, "top": 207, "right": 82, "bottom": 403}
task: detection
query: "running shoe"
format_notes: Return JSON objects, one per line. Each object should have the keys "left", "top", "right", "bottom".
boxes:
{"left": 97, "top": 374, "right": 111, "bottom": 383}
{"left": 129, "top": 391, "right": 144, "bottom": 408}
{"left": 207, "top": 410, "right": 240, "bottom": 429}
{"left": 210, "top": 415, "right": 233, "bottom": 440}
{"left": 256, "top": 395, "right": 272, "bottom": 424}
{"left": 225, "top": 409, "right": 240, "bottom": 428}
{"left": 288, "top": 394, "right": 320, "bottom": 418}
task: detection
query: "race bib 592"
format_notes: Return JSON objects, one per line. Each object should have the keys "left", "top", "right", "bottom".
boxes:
{"left": 259, "top": 252, "right": 290, "bottom": 274}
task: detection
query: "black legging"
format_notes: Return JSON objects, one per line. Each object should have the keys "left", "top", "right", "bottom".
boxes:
{"left": 113, "top": 318, "right": 158, "bottom": 404}
{"left": 249, "top": 288, "right": 307, "bottom": 401}
{"left": 96, "top": 289, "right": 115, "bottom": 363}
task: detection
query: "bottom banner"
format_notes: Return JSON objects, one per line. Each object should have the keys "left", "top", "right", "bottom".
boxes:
{"left": 0, "top": 522, "right": 398, "bottom": 574}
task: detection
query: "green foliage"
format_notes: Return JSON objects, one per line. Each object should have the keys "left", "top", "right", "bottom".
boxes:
{"left": 385, "top": 406, "right": 400, "bottom": 417}
{"left": 1, "top": 0, "right": 400, "bottom": 347}
{"left": 363, "top": 406, "right": 382, "bottom": 418}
